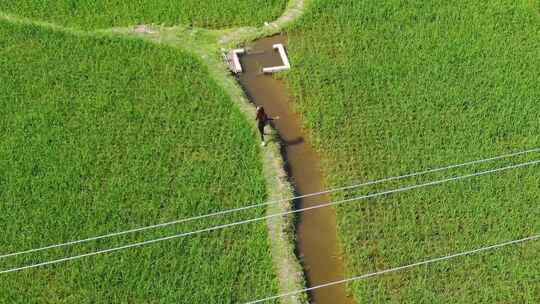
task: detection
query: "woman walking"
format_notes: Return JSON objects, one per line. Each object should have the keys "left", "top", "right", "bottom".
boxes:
{"left": 255, "top": 106, "right": 277, "bottom": 146}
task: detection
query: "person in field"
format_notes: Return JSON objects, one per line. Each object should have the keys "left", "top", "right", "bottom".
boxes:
{"left": 255, "top": 106, "right": 277, "bottom": 146}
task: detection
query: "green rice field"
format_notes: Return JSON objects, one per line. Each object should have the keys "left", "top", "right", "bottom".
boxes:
{"left": 0, "top": 20, "right": 279, "bottom": 303}
{"left": 285, "top": 0, "right": 540, "bottom": 302}
{"left": 2, "top": 0, "right": 540, "bottom": 302}
{"left": 0, "top": 0, "right": 288, "bottom": 29}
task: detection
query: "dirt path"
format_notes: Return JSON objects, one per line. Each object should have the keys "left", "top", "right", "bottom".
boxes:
{"left": 219, "top": 0, "right": 308, "bottom": 45}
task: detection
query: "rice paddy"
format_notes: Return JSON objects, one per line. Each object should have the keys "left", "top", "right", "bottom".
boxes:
{"left": 0, "top": 0, "right": 288, "bottom": 29}
{"left": 285, "top": 0, "right": 540, "bottom": 302}
{"left": 2, "top": 0, "right": 540, "bottom": 302}
{"left": 0, "top": 20, "right": 280, "bottom": 303}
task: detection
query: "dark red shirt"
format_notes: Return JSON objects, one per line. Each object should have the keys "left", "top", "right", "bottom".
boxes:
{"left": 256, "top": 109, "right": 269, "bottom": 124}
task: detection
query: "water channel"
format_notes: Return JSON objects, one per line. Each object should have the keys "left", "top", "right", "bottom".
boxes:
{"left": 237, "top": 35, "right": 354, "bottom": 304}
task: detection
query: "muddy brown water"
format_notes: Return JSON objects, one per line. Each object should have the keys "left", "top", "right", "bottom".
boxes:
{"left": 237, "top": 35, "right": 354, "bottom": 304}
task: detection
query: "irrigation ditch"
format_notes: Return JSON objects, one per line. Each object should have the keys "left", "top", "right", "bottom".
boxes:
{"left": 236, "top": 35, "right": 354, "bottom": 304}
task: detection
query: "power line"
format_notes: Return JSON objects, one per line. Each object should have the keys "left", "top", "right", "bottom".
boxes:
{"left": 2, "top": 147, "right": 539, "bottom": 260}
{"left": 245, "top": 234, "right": 540, "bottom": 304}
{"left": 1, "top": 159, "right": 538, "bottom": 274}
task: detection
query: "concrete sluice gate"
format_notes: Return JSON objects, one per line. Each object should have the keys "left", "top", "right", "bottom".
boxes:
{"left": 225, "top": 43, "right": 291, "bottom": 75}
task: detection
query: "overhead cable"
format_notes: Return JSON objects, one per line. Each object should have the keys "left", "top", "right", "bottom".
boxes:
{"left": 1, "top": 159, "right": 538, "bottom": 274}
{"left": 2, "top": 147, "right": 538, "bottom": 260}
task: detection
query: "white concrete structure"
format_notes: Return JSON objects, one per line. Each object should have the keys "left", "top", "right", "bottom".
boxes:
{"left": 225, "top": 48, "right": 245, "bottom": 74}
{"left": 262, "top": 44, "right": 291, "bottom": 73}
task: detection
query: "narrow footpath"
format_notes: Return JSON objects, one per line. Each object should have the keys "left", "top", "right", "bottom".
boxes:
{"left": 237, "top": 35, "right": 354, "bottom": 304}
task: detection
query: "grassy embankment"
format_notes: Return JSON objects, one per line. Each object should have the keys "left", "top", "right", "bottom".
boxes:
{"left": 285, "top": 0, "right": 540, "bottom": 302}
{"left": 0, "top": 0, "right": 287, "bottom": 29}
{"left": 0, "top": 20, "right": 282, "bottom": 303}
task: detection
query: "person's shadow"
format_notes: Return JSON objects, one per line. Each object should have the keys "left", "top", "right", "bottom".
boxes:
{"left": 268, "top": 132, "right": 304, "bottom": 146}
{"left": 282, "top": 137, "right": 304, "bottom": 146}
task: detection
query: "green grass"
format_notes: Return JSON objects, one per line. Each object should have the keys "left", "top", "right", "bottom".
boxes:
{"left": 285, "top": 0, "right": 540, "bottom": 302}
{"left": 0, "top": 0, "right": 288, "bottom": 30}
{"left": 0, "top": 20, "right": 279, "bottom": 303}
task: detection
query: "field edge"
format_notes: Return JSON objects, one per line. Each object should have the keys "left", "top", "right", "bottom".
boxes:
{"left": 0, "top": 6, "right": 310, "bottom": 302}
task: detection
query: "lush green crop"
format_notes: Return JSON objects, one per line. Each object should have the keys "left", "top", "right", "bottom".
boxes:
{"left": 286, "top": 0, "right": 540, "bottom": 302}
{"left": 0, "top": 21, "right": 279, "bottom": 303}
{"left": 0, "top": 0, "right": 288, "bottom": 29}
